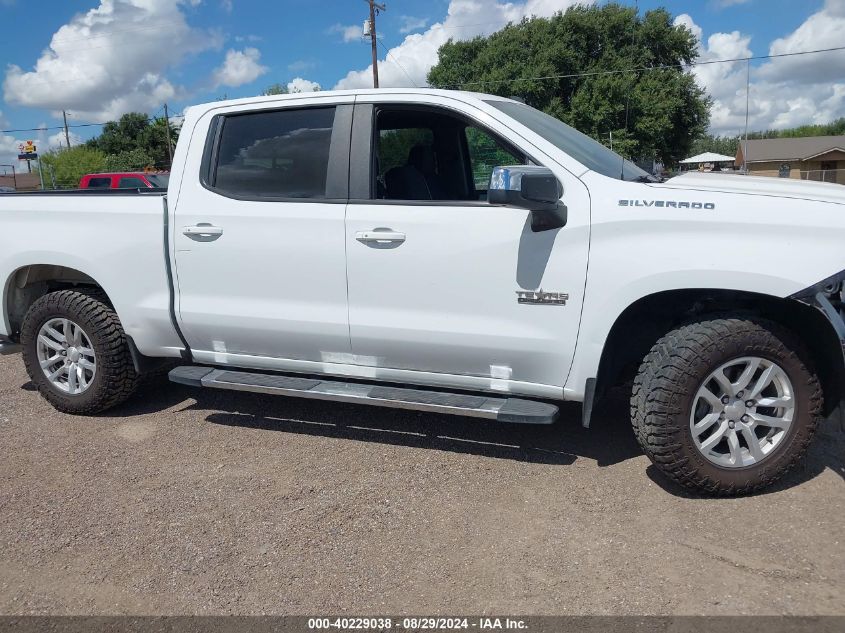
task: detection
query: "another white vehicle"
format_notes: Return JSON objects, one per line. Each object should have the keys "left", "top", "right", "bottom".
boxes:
{"left": 2, "top": 89, "right": 843, "bottom": 495}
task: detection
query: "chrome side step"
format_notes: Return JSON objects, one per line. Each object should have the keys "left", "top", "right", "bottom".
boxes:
{"left": 169, "top": 366, "right": 558, "bottom": 424}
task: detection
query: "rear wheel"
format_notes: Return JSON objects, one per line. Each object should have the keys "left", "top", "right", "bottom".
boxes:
{"left": 21, "top": 289, "right": 139, "bottom": 414}
{"left": 631, "top": 317, "right": 822, "bottom": 496}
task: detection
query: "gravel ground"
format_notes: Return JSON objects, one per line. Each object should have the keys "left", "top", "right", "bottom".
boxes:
{"left": 0, "top": 353, "right": 843, "bottom": 616}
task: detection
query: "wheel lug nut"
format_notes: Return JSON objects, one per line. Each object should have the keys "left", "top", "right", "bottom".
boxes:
{"left": 721, "top": 396, "right": 730, "bottom": 404}
{"left": 741, "top": 414, "right": 749, "bottom": 422}
{"left": 728, "top": 420, "right": 736, "bottom": 429}
{"left": 745, "top": 400, "right": 755, "bottom": 407}
{"left": 736, "top": 391, "right": 744, "bottom": 398}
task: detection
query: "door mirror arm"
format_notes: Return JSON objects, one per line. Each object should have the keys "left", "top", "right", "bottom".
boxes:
{"left": 487, "top": 166, "right": 567, "bottom": 232}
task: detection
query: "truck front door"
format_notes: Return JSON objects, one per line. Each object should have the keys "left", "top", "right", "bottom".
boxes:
{"left": 344, "top": 99, "right": 590, "bottom": 396}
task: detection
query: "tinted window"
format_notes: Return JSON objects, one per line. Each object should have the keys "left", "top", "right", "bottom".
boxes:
{"left": 146, "top": 174, "right": 169, "bottom": 187}
{"left": 117, "top": 177, "right": 148, "bottom": 188}
{"left": 87, "top": 177, "right": 112, "bottom": 189}
{"left": 465, "top": 127, "right": 522, "bottom": 191}
{"left": 487, "top": 100, "right": 654, "bottom": 182}
{"left": 374, "top": 108, "right": 525, "bottom": 202}
{"left": 214, "top": 107, "right": 336, "bottom": 198}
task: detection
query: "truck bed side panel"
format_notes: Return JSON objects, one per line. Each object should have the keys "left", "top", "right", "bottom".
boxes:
{"left": 0, "top": 194, "right": 183, "bottom": 356}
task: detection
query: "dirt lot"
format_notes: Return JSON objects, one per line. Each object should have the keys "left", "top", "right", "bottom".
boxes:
{"left": 0, "top": 353, "right": 843, "bottom": 616}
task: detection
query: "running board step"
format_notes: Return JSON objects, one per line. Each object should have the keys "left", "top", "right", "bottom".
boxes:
{"left": 169, "top": 366, "right": 558, "bottom": 424}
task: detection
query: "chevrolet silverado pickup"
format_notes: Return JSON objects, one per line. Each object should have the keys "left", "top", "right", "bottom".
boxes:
{"left": 2, "top": 89, "right": 844, "bottom": 495}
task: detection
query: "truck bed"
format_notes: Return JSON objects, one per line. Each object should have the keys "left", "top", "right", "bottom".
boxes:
{"left": 0, "top": 191, "right": 182, "bottom": 355}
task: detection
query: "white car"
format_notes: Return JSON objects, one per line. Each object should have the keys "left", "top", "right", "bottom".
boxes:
{"left": 1, "top": 89, "right": 843, "bottom": 495}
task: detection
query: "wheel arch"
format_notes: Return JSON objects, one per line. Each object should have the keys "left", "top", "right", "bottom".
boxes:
{"left": 2, "top": 264, "right": 114, "bottom": 340}
{"left": 593, "top": 288, "right": 844, "bottom": 419}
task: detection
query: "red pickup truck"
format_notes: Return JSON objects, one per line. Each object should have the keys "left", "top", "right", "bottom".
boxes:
{"left": 79, "top": 172, "right": 169, "bottom": 189}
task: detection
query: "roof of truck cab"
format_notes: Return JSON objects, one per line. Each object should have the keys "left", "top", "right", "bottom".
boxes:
{"left": 186, "top": 89, "right": 515, "bottom": 117}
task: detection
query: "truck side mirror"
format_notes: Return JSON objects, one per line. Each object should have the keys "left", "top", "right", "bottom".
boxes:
{"left": 487, "top": 166, "right": 567, "bottom": 232}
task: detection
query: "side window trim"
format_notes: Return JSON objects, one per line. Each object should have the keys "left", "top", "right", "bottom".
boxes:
{"left": 199, "top": 103, "right": 353, "bottom": 203}
{"left": 348, "top": 101, "right": 538, "bottom": 203}
{"left": 349, "top": 103, "right": 375, "bottom": 200}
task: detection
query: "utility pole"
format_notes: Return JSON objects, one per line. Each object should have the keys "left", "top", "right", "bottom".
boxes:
{"left": 742, "top": 58, "right": 750, "bottom": 173}
{"left": 62, "top": 111, "right": 71, "bottom": 149}
{"left": 365, "top": 0, "right": 386, "bottom": 88}
{"left": 163, "top": 103, "right": 174, "bottom": 169}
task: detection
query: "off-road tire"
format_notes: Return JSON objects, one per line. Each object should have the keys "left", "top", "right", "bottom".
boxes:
{"left": 631, "top": 317, "right": 822, "bottom": 496}
{"left": 21, "top": 289, "right": 139, "bottom": 414}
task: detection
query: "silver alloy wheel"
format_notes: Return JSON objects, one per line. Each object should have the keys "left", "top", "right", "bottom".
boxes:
{"left": 36, "top": 318, "right": 97, "bottom": 395}
{"left": 689, "top": 356, "right": 795, "bottom": 468}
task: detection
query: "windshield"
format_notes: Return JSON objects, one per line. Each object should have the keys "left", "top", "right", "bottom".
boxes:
{"left": 146, "top": 174, "right": 169, "bottom": 188}
{"left": 487, "top": 100, "right": 654, "bottom": 182}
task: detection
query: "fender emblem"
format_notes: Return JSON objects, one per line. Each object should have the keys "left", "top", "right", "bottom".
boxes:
{"left": 516, "top": 289, "right": 568, "bottom": 305}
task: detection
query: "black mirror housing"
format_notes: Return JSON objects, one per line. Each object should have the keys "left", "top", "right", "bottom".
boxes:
{"left": 487, "top": 166, "right": 567, "bottom": 231}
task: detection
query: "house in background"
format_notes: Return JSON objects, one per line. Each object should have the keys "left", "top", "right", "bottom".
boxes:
{"left": 737, "top": 136, "right": 845, "bottom": 184}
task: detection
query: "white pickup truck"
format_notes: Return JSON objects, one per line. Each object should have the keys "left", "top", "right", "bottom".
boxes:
{"left": 2, "top": 89, "right": 843, "bottom": 495}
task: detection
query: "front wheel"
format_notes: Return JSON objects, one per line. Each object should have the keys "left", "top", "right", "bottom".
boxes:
{"left": 21, "top": 289, "right": 139, "bottom": 414}
{"left": 631, "top": 317, "right": 822, "bottom": 496}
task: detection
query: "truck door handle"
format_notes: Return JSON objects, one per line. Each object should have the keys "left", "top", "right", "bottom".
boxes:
{"left": 182, "top": 224, "right": 223, "bottom": 241}
{"left": 355, "top": 230, "right": 406, "bottom": 244}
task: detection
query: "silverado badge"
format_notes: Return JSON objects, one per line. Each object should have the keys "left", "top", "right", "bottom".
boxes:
{"left": 516, "top": 289, "right": 569, "bottom": 305}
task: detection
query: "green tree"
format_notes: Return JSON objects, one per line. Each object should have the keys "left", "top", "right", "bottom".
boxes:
{"left": 427, "top": 3, "right": 710, "bottom": 166}
{"left": 40, "top": 146, "right": 106, "bottom": 188}
{"left": 690, "top": 134, "right": 741, "bottom": 157}
{"left": 104, "top": 148, "right": 154, "bottom": 172}
{"left": 262, "top": 83, "right": 289, "bottom": 96}
{"left": 87, "top": 112, "right": 178, "bottom": 169}
{"left": 262, "top": 81, "right": 320, "bottom": 95}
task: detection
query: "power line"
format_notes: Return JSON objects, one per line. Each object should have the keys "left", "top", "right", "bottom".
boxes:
{"left": 376, "top": 37, "right": 418, "bottom": 87}
{"left": 440, "top": 44, "right": 845, "bottom": 89}
{"left": 1, "top": 114, "right": 184, "bottom": 135}
{"left": 3, "top": 44, "right": 842, "bottom": 137}
{"left": 48, "top": 22, "right": 189, "bottom": 45}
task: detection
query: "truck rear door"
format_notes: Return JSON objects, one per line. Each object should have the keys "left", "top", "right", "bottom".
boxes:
{"left": 172, "top": 100, "right": 353, "bottom": 369}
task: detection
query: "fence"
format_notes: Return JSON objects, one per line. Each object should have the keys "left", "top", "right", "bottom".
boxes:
{"left": 800, "top": 169, "right": 845, "bottom": 185}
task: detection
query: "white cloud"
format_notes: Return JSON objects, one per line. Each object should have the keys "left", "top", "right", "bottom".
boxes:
{"left": 0, "top": 133, "right": 23, "bottom": 168}
{"left": 399, "top": 16, "right": 429, "bottom": 34}
{"left": 212, "top": 47, "right": 269, "bottom": 88}
{"left": 329, "top": 23, "right": 364, "bottom": 43}
{"left": 287, "top": 77, "right": 321, "bottom": 93}
{"left": 334, "top": 0, "right": 587, "bottom": 90}
{"left": 0, "top": 119, "right": 81, "bottom": 171}
{"left": 674, "top": 5, "right": 845, "bottom": 135}
{"left": 3, "top": 0, "right": 222, "bottom": 121}
{"left": 47, "top": 130, "right": 83, "bottom": 150}
{"left": 673, "top": 13, "right": 702, "bottom": 42}
{"left": 757, "top": 0, "right": 845, "bottom": 85}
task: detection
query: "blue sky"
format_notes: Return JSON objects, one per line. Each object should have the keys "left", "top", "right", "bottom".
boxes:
{"left": 1, "top": 0, "right": 843, "bottom": 164}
